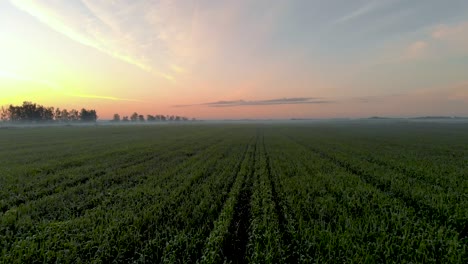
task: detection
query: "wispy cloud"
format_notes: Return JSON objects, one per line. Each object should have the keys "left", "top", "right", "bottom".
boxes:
{"left": 401, "top": 41, "right": 428, "bottom": 60}
{"left": 68, "top": 93, "right": 141, "bottom": 102}
{"left": 174, "top": 97, "right": 332, "bottom": 107}
{"left": 9, "top": 0, "right": 175, "bottom": 81}
{"left": 332, "top": 0, "right": 389, "bottom": 25}
{"left": 431, "top": 21, "right": 468, "bottom": 52}
{"left": 170, "top": 64, "right": 185, "bottom": 73}
{"left": 0, "top": 69, "right": 140, "bottom": 102}
{"left": 405, "top": 21, "right": 468, "bottom": 61}
{"left": 352, "top": 93, "right": 403, "bottom": 103}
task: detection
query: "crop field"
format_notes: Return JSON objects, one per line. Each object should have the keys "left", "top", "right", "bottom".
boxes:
{"left": 1, "top": 122, "right": 468, "bottom": 263}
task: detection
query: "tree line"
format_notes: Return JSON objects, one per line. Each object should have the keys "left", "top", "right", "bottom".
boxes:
{"left": 0, "top": 102, "right": 97, "bottom": 123}
{"left": 0, "top": 101, "right": 194, "bottom": 123}
{"left": 112, "top": 113, "right": 193, "bottom": 122}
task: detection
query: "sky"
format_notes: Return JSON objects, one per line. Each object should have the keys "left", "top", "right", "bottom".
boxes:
{"left": 1, "top": 0, "right": 467, "bottom": 119}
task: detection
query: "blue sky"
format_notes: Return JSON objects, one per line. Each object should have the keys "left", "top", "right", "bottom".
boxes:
{"left": 1, "top": 0, "right": 467, "bottom": 118}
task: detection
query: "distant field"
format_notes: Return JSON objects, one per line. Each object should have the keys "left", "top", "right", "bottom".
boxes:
{"left": 1, "top": 122, "right": 468, "bottom": 263}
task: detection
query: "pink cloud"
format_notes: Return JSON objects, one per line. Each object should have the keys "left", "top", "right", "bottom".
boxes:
{"left": 430, "top": 21, "right": 468, "bottom": 53}
{"left": 396, "top": 21, "right": 468, "bottom": 62}
{"left": 402, "top": 41, "right": 428, "bottom": 60}
{"left": 432, "top": 22, "right": 468, "bottom": 40}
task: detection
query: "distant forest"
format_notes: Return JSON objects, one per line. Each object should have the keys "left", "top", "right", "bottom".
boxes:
{"left": 0, "top": 101, "right": 193, "bottom": 123}
{"left": 111, "top": 113, "right": 192, "bottom": 122}
{"left": 0, "top": 102, "right": 97, "bottom": 123}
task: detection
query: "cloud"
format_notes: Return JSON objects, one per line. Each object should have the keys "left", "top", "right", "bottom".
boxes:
{"left": 174, "top": 94, "right": 411, "bottom": 108}
{"left": 6, "top": 0, "right": 306, "bottom": 87}
{"left": 0, "top": 69, "right": 140, "bottom": 102}
{"left": 9, "top": 0, "right": 176, "bottom": 81}
{"left": 402, "top": 41, "right": 428, "bottom": 60}
{"left": 432, "top": 22, "right": 468, "bottom": 40}
{"left": 67, "top": 93, "right": 141, "bottom": 102}
{"left": 396, "top": 21, "right": 468, "bottom": 62}
{"left": 174, "top": 97, "right": 332, "bottom": 107}
{"left": 332, "top": 0, "right": 390, "bottom": 25}
{"left": 431, "top": 22, "right": 468, "bottom": 52}
{"left": 352, "top": 93, "right": 403, "bottom": 103}
{"left": 170, "top": 64, "right": 185, "bottom": 73}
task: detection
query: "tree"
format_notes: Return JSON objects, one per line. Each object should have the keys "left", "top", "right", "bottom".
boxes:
{"left": 80, "top": 108, "right": 97, "bottom": 122}
{"left": 5, "top": 102, "right": 54, "bottom": 122}
{"left": 112, "top": 113, "right": 121, "bottom": 122}
{"left": 55, "top": 108, "right": 62, "bottom": 121}
{"left": 8, "top": 105, "right": 20, "bottom": 121}
{"left": 138, "top": 114, "right": 145, "bottom": 122}
{"left": 43, "top": 106, "right": 55, "bottom": 121}
{"left": 69, "top": 109, "right": 80, "bottom": 122}
{"left": 61, "top": 109, "right": 70, "bottom": 122}
{"left": 0, "top": 102, "right": 101, "bottom": 123}
{"left": 147, "top": 115, "right": 155, "bottom": 121}
{"left": 130, "top": 112, "right": 138, "bottom": 122}
{"left": 21, "top": 101, "right": 37, "bottom": 121}
{"left": 122, "top": 116, "right": 129, "bottom": 122}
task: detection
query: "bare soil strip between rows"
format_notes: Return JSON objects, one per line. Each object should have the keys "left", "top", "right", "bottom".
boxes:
{"left": 261, "top": 133, "right": 296, "bottom": 263}
{"left": 222, "top": 134, "right": 258, "bottom": 263}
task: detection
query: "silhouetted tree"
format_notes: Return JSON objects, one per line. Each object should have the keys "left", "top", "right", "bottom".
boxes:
{"left": 7, "top": 105, "right": 18, "bottom": 121}
{"left": 1, "top": 102, "right": 103, "bottom": 123}
{"left": 6, "top": 102, "right": 54, "bottom": 122}
{"left": 69, "top": 109, "right": 80, "bottom": 122}
{"left": 43, "top": 106, "right": 55, "bottom": 121}
{"left": 147, "top": 115, "right": 155, "bottom": 121}
{"left": 60, "top": 109, "right": 70, "bottom": 122}
{"left": 55, "top": 108, "right": 62, "bottom": 121}
{"left": 130, "top": 112, "right": 138, "bottom": 122}
{"left": 80, "top": 108, "right": 97, "bottom": 122}
{"left": 20, "top": 102, "right": 37, "bottom": 121}
{"left": 2, "top": 102, "right": 194, "bottom": 124}
{"left": 112, "top": 113, "right": 121, "bottom": 122}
